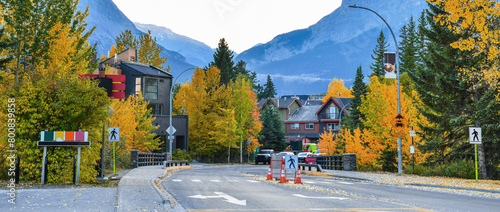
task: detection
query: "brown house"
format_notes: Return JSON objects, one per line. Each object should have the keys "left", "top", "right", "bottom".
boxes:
{"left": 284, "top": 97, "right": 351, "bottom": 152}
{"left": 257, "top": 97, "right": 303, "bottom": 132}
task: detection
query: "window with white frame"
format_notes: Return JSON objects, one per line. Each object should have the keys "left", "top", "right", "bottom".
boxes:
{"left": 135, "top": 77, "right": 141, "bottom": 95}
{"left": 327, "top": 123, "right": 340, "bottom": 131}
{"left": 144, "top": 78, "right": 158, "bottom": 99}
{"left": 327, "top": 105, "right": 339, "bottom": 119}
{"left": 305, "top": 123, "right": 314, "bottom": 129}
{"left": 291, "top": 123, "right": 299, "bottom": 130}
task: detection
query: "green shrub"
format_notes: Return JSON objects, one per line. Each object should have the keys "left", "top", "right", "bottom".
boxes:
{"left": 404, "top": 158, "right": 475, "bottom": 179}
{"left": 172, "top": 149, "right": 192, "bottom": 162}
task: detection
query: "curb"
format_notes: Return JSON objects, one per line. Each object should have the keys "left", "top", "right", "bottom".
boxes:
{"left": 406, "top": 183, "right": 500, "bottom": 194}
{"left": 152, "top": 167, "right": 188, "bottom": 212}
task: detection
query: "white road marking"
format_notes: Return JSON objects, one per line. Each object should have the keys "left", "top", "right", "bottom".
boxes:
{"left": 246, "top": 180, "right": 259, "bottom": 183}
{"left": 338, "top": 181, "right": 354, "bottom": 185}
{"left": 228, "top": 180, "right": 240, "bottom": 182}
{"left": 189, "top": 192, "right": 247, "bottom": 206}
{"left": 292, "top": 194, "right": 348, "bottom": 200}
{"left": 172, "top": 179, "right": 182, "bottom": 182}
{"left": 210, "top": 180, "right": 221, "bottom": 183}
{"left": 191, "top": 179, "right": 201, "bottom": 182}
{"left": 303, "top": 181, "right": 315, "bottom": 184}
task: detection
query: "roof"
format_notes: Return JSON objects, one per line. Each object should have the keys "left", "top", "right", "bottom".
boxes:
{"left": 121, "top": 61, "right": 172, "bottom": 78}
{"left": 257, "top": 97, "right": 302, "bottom": 108}
{"left": 285, "top": 105, "right": 322, "bottom": 122}
{"left": 316, "top": 97, "right": 352, "bottom": 116}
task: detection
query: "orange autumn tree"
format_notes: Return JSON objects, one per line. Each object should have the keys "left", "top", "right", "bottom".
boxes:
{"left": 318, "top": 130, "right": 343, "bottom": 155}
{"left": 322, "top": 78, "right": 354, "bottom": 103}
{"left": 342, "top": 76, "right": 427, "bottom": 171}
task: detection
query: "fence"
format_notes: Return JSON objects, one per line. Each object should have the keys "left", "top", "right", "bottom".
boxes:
{"left": 130, "top": 150, "right": 170, "bottom": 168}
{"left": 316, "top": 153, "right": 356, "bottom": 171}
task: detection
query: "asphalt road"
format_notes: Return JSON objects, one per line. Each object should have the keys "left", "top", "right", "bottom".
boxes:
{"left": 163, "top": 165, "right": 500, "bottom": 212}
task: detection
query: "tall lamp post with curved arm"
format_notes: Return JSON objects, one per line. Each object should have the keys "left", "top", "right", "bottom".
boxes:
{"left": 348, "top": 5, "right": 403, "bottom": 175}
{"left": 168, "top": 67, "right": 197, "bottom": 161}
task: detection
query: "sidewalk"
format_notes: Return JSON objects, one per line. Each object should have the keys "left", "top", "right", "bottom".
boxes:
{"left": 117, "top": 165, "right": 186, "bottom": 212}
{"left": 315, "top": 169, "right": 500, "bottom": 196}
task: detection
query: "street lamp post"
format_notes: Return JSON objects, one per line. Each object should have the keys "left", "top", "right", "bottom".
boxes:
{"left": 348, "top": 5, "right": 403, "bottom": 175}
{"left": 169, "top": 67, "right": 196, "bottom": 161}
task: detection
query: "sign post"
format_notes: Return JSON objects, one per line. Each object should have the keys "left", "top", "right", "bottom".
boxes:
{"left": 469, "top": 127, "right": 481, "bottom": 182}
{"left": 409, "top": 128, "right": 416, "bottom": 174}
{"left": 166, "top": 126, "right": 176, "bottom": 161}
{"left": 108, "top": 127, "right": 120, "bottom": 174}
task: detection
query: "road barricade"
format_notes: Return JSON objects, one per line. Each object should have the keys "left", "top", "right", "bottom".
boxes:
{"left": 271, "top": 155, "right": 283, "bottom": 180}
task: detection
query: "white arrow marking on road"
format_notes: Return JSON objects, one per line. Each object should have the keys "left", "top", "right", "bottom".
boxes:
{"left": 214, "top": 192, "right": 246, "bottom": 206}
{"left": 292, "top": 194, "right": 348, "bottom": 200}
{"left": 189, "top": 192, "right": 247, "bottom": 206}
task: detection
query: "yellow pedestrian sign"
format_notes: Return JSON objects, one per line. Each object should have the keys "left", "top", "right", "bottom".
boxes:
{"left": 391, "top": 114, "right": 407, "bottom": 131}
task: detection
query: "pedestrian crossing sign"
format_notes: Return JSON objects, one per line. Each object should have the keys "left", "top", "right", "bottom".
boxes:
{"left": 469, "top": 127, "right": 481, "bottom": 144}
{"left": 285, "top": 155, "right": 298, "bottom": 171}
{"left": 108, "top": 127, "right": 120, "bottom": 142}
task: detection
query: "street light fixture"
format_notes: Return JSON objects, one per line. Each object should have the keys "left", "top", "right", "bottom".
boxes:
{"left": 348, "top": 5, "right": 403, "bottom": 175}
{"left": 168, "top": 67, "right": 197, "bottom": 161}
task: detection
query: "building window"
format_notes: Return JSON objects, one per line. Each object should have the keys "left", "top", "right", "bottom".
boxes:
{"left": 305, "top": 123, "right": 314, "bottom": 129}
{"left": 135, "top": 77, "right": 141, "bottom": 95}
{"left": 144, "top": 78, "right": 158, "bottom": 99}
{"left": 291, "top": 123, "right": 299, "bottom": 130}
{"left": 148, "top": 103, "right": 163, "bottom": 116}
{"left": 327, "top": 105, "right": 339, "bottom": 119}
{"left": 288, "top": 108, "right": 291, "bottom": 114}
{"left": 327, "top": 123, "right": 340, "bottom": 131}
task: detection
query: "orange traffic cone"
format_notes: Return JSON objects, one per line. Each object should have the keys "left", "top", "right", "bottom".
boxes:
{"left": 280, "top": 164, "right": 286, "bottom": 183}
{"left": 267, "top": 165, "right": 273, "bottom": 180}
{"left": 295, "top": 169, "right": 302, "bottom": 184}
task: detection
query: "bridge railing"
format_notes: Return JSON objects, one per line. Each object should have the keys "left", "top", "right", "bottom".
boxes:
{"left": 316, "top": 153, "right": 356, "bottom": 171}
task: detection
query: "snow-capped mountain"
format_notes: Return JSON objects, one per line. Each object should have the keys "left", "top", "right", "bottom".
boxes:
{"left": 77, "top": 0, "right": 202, "bottom": 74}
{"left": 236, "top": 0, "right": 428, "bottom": 96}
{"left": 134, "top": 23, "right": 214, "bottom": 67}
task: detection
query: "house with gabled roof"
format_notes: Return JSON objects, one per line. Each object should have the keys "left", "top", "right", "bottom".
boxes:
{"left": 284, "top": 96, "right": 351, "bottom": 152}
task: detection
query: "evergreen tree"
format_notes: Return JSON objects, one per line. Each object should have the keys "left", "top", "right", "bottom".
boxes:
{"left": 258, "top": 105, "right": 286, "bottom": 151}
{"left": 209, "top": 38, "right": 235, "bottom": 85}
{"left": 370, "top": 31, "right": 389, "bottom": 78}
{"left": 399, "top": 17, "right": 418, "bottom": 74}
{"left": 234, "top": 60, "right": 259, "bottom": 91}
{"left": 410, "top": 3, "right": 474, "bottom": 166}
{"left": 345, "top": 65, "right": 367, "bottom": 131}
{"left": 261, "top": 75, "right": 277, "bottom": 99}
{"left": 0, "top": 28, "right": 15, "bottom": 70}
{"left": 416, "top": 11, "right": 428, "bottom": 66}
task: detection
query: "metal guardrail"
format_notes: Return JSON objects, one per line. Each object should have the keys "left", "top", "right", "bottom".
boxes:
{"left": 131, "top": 150, "right": 170, "bottom": 168}
{"left": 298, "top": 163, "right": 323, "bottom": 172}
{"left": 316, "top": 154, "right": 357, "bottom": 171}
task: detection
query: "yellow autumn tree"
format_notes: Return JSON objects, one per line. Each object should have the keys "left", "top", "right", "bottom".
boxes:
{"left": 427, "top": 0, "right": 500, "bottom": 88}
{"left": 322, "top": 78, "right": 354, "bottom": 103}
{"left": 109, "top": 92, "right": 160, "bottom": 153}
{"left": 174, "top": 67, "right": 237, "bottom": 162}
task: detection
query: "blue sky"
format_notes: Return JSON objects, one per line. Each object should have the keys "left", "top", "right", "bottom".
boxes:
{"left": 112, "top": 0, "right": 342, "bottom": 53}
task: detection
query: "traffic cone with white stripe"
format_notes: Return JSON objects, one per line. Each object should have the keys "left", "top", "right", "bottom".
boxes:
{"left": 280, "top": 164, "right": 286, "bottom": 183}
{"left": 267, "top": 165, "right": 272, "bottom": 180}
{"left": 295, "top": 169, "right": 302, "bottom": 184}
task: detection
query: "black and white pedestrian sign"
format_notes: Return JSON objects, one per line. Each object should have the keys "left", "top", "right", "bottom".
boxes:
{"left": 285, "top": 155, "right": 298, "bottom": 171}
{"left": 108, "top": 127, "right": 119, "bottom": 142}
{"left": 469, "top": 127, "right": 481, "bottom": 144}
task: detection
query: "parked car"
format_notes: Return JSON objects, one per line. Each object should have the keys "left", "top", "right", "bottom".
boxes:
{"left": 278, "top": 151, "right": 294, "bottom": 158}
{"left": 255, "top": 149, "right": 274, "bottom": 165}
{"left": 298, "top": 152, "right": 312, "bottom": 163}
{"left": 305, "top": 154, "right": 316, "bottom": 164}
